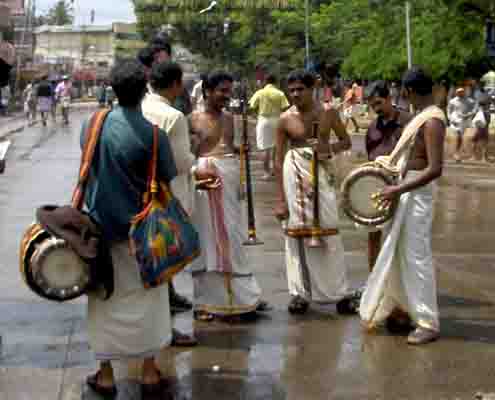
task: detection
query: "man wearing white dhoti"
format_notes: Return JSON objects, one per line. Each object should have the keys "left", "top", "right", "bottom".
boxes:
{"left": 274, "top": 70, "right": 353, "bottom": 315}
{"left": 83, "top": 60, "right": 178, "bottom": 396}
{"left": 189, "top": 71, "right": 263, "bottom": 321}
{"left": 360, "top": 67, "right": 447, "bottom": 345}
{"left": 249, "top": 73, "right": 290, "bottom": 179}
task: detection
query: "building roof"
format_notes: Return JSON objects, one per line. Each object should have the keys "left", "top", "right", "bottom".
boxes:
{"left": 34, "top": 25, "right": 114, "bottom": 35}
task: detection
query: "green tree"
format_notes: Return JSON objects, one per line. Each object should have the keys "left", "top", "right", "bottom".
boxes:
{"left": 45, "top": 0, "right": 74, "bottom": 26}
{"left": 132, "top": 0, "right": 495, "bottom": 82}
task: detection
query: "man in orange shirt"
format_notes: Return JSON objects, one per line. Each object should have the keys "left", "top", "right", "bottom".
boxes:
{"left": 342, "top": 83, "right": 360, "bottom": 133}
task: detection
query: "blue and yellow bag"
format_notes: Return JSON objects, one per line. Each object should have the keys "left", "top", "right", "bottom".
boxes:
{"left": 129, "top": 126, "right": 200, "bottom": 289}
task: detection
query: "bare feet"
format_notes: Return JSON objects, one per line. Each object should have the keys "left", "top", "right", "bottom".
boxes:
{"left": 142, "top": 358, "right": 162, "bottom": 386}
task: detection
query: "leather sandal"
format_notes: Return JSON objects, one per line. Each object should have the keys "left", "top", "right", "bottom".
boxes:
{"left": 256, "top": 300, "right": 273, "bottom": 312}
{"left": 86, "top": 371, "right": 117, "bottom": 398}
{"left": 288, "top": 296, "right": 309, "bottom": 315}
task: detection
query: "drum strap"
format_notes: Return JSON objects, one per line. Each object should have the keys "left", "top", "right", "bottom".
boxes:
{"left": 71, "top": 109, "right": 111, "bottom": 210}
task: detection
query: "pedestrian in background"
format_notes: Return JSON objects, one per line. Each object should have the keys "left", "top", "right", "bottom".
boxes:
{"left": 23, "top": 81, "right": 36, "bottom": 123}
{"left": 342, "top": 82, "right": 360, "bottom": 133}
{"left": 36, "top": 75, "right": 53, "bottom": 126}
{"left": 249, "top": 73, "right": 290, "bottom": 179}
{"left": 105, "top": 84, "right": 115, "bottom": 109}
{"left": 472, "top": 94, "right": 492, "bottom": 162}
{"left": 95, "top": 82, "right": 106, "bottom": 108}
{"left": 448, "top": 87, "right": 477, "bottom": 162}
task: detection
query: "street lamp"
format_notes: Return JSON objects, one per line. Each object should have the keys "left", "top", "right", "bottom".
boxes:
{"left": 198, "top": 1, "right": 218, "bottom": 70}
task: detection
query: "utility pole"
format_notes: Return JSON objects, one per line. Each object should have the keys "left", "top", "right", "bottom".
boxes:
{"left": 304, "top": 0, "right": 310, "bottom": 68}
{"left": 14, "top": 0, "right": 33, "bottom": 105}
{"left": 405, "top": 1, "right": 412, "bottom": 68}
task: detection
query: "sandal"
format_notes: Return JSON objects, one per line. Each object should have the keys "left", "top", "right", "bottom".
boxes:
{"left": 336, "top": 289, "right": 363, "bottom": 315}
{"left": 256, "top": 300, "right": 273, "bottom": 312}
{"left": 288, "top": 296, "right": 309, "bottom": 315}
{"left": 86, "top": 371, "right": 117, "bottom": 398}
{"left": 171, "top": 328, "right": 198, "bottom": 347}
{"left": 194, "top": 310, "right": 215, "bottom": 322}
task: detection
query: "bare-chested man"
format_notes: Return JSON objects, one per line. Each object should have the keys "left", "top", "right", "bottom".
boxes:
{"left": 360, "top": 67, "right": 446, "bottom": 345}
{"left": 189, "top": 71, "right": 263, "bottom": 321}
{"left": 274, "top": 70, "right": 354, "bottom": 315}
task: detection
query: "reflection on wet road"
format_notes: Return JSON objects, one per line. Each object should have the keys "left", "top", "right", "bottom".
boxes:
{"left": 1, "top": 110, "right": 495, "bottom": 399}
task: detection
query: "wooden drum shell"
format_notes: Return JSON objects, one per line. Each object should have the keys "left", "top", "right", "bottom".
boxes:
{"left": 340, "top": 165, "right": 399, "bottom": 226}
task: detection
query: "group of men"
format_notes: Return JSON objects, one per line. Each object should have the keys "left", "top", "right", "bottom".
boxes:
{"left": 79, "top": 31, "right": 446, "bottom": 396}
{"left": 23, "top": 75, "right": 72, "bottom": 126}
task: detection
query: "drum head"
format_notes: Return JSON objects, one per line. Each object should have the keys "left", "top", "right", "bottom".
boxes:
{"left": 20, "top": 224, "right": 90, "bottom": 302}
{"left": 36, "top": 243, "right": 89, "bottom": 289}
{"left": 341, "top": 165, "right": 398, "bottom": 226}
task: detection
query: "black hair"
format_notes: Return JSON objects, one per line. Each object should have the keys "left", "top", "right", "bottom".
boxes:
{"left": 110, "top": 59, "right": 147, "bottom": 107}
{"left": 202, "top": 71, "right": 233, "bottom": 97}
{"left": 199, "top": 73, "right": 208, "bottom": 81}
{"left": 150, "top": 36, "right": 172, "bottom": 57}
{"left": 287, "top": 70, "right": 315, "bottom": 88}
{"left": 265, "top": 73, "right": 277, "bottom": 85}
{"left": 137, "top": 47, "right": 154, "bottom": 68}
{"left": 150, "top": 62, "right": 183, "bottom": 91}
{"left": 402, "top": 66, "right": 433, "bottom": 96}
{"left": 366, "top": 80, "right": 390, "bottom": 99}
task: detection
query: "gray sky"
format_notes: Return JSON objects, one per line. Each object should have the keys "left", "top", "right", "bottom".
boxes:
{"left": 36, "top": 0, "right": 136, "bottom": 25}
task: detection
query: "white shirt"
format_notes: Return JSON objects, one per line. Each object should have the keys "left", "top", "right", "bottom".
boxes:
{"left": 190, "top": 80, "right": 205, "bottom": 112}
{"left": 142, "top": 91, "right": 195, "bottom": 210}
{"left": 448, "top": 96, "right": 476, "bottom": 125}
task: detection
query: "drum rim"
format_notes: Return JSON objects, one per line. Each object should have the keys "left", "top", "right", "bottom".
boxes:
{"left": 20, "top": 223, "right": 90, "bottom": 302}
{"left": 341, "top": 165, "right": 399, "bottom": 226}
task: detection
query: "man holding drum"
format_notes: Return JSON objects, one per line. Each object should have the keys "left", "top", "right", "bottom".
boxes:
{"left": 360, "top": 67, "right": 446, "bottom": 345}
{"left": 365, "top": 81, "right": 411, "bottom": 272}
{"left": 274, "top": 70, "right": 353, "bottom": 315}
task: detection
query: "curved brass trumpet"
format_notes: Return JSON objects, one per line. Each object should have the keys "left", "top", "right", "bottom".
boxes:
{"left": 307, "top": 120, "right": 325, "bottom": 248}
{"left": 240, "top": 93, "right": 263, "bottom": 246}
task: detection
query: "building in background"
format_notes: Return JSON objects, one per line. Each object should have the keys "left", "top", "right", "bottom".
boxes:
{"left": 33, "top": 22, "right": 201, "bottom": 95}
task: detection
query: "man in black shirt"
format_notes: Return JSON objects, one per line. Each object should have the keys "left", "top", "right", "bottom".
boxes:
{"left": 365, "top": 81, "right": 411, "bottom": 271}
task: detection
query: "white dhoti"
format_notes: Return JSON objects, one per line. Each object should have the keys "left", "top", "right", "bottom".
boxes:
{"left": 256, "top": 116, "right": 279, "bottom": 150}
{"left": 360, "top": 171, "right": 439, "bottom": 331}
{"left": 283, "top": 148, "right": 349, "bottom": 303}
{"left": 191, "top": 156, "right": 262, "bottom": 315}
{"left": 87, "top": 241, "right": 171, "bottom": 361}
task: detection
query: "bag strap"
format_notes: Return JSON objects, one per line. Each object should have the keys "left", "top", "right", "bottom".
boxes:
{"left": 71, "top": 109, "right": 111, "bottom": 210}
{"left": 149, "top": 125, "right": 159, "bottom": 197}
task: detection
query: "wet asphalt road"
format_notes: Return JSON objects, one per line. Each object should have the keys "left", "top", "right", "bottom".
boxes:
{"left": 1, "top": 110, "right": 495, "bottom": 400}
